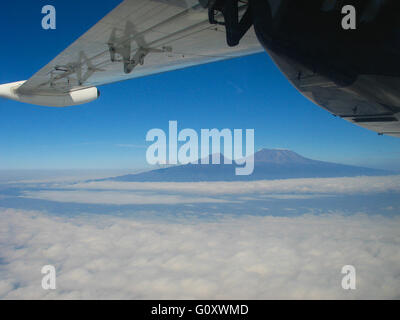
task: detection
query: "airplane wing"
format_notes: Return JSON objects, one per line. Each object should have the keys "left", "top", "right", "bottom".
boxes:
{"left": 3, "top": 0, "right": 398, "bottom": 138}
{"left": 17, "top": 0, "right": 262, "bottom": 96}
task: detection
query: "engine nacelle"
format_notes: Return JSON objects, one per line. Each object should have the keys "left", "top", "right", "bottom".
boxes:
{"left": 0, "top": 81, "right": 100, "bottom": 107}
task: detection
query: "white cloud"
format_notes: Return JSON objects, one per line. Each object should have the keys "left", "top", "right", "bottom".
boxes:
{"left": 66, "top": 175, "right": 400, "bottom": 196}
{"left": 21, "top": 190, "right": 229, "bottom": 205}
{"left": 0, "top": 209, "right": 399, "bottom": 299}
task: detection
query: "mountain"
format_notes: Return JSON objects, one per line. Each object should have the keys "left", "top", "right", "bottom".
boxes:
{"left": 254, "top": 148, "right": 315, "bottom": 164}
{"left": 104, "top": 149, "right": 393, "bottom": 182}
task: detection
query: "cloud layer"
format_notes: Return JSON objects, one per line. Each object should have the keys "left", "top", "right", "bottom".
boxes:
{"left": 20, "top": 175, "right": 400, "bottom": 206}
{"left": 67, "top": 175, "right": 400, "bottom": 195}
{"left": 22, "top": 190, "right": 229, "bottom": 205}
{"left": 1, "top": 209, "right": 399, "bottom": 299}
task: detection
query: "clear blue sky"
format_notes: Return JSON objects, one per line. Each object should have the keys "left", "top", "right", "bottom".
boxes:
{"left": 0, "top": 0, "right": 400, "bottom": 170}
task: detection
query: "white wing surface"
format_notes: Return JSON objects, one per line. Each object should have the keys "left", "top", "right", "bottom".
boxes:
{"left": 18, "top": 0, "right": 262, "bottom": 96}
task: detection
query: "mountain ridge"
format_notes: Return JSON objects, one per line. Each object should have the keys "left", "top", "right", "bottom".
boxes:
{"left": 101, "top": 148, "right": 393, "bottom": 182}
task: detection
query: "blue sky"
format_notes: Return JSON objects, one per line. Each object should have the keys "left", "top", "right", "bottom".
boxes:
{"left": 0, "top": 0, "right": 400, "bottom": 170}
